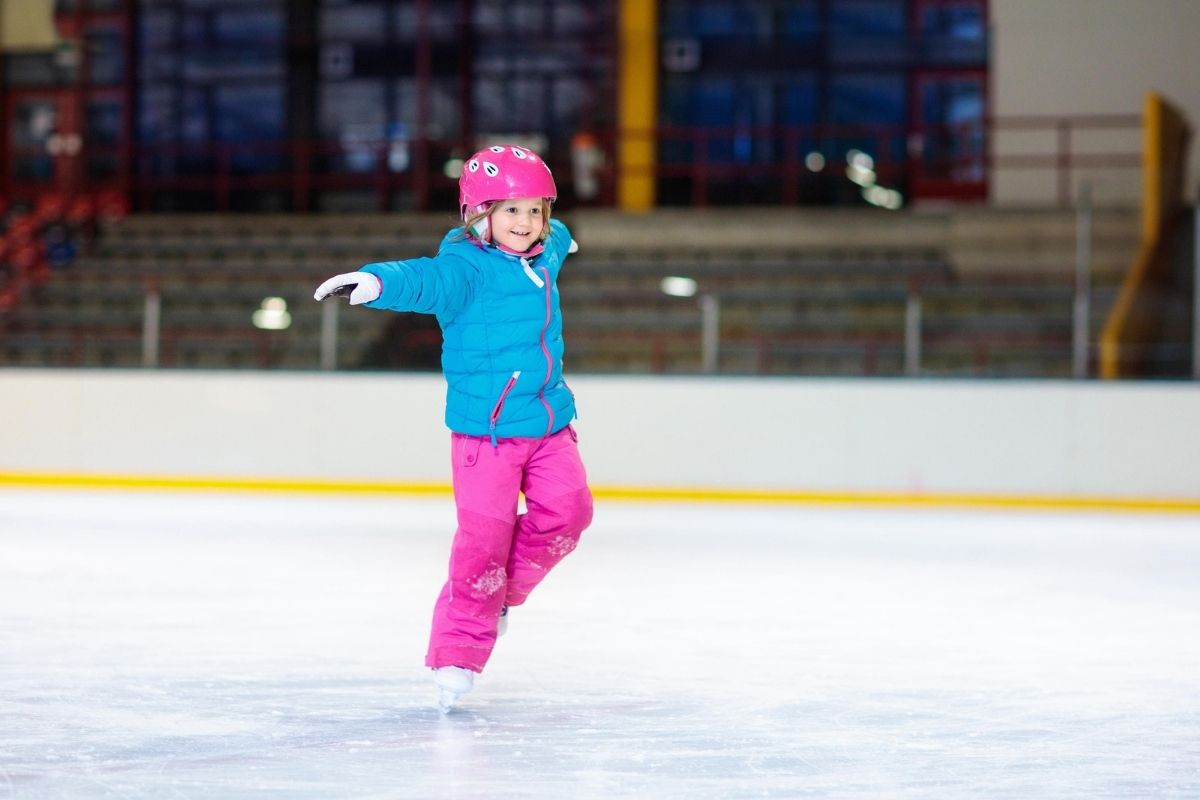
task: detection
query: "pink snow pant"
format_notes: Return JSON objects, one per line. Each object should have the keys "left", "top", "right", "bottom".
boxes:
{"left": 426, "top": 425, "right": 593, "bottom": 672}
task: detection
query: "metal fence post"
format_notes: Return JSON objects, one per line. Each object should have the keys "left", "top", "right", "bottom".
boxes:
{"left": 905, "top": 277, "right": 922, "bottom": 377}
{"left": 1073, "top": 182, "right": 1093, "bottom": 378}
{"left": 320, "top": 298, "right": 339, "bottom": 370}
{"left": 699, "top": 293, "right": 720, "bottom": 374}
{"left": 142, "top": 280, "right": 160, "bottom": 368}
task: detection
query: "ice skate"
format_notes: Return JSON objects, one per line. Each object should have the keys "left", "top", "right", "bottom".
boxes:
{"left": 497, "top": 605, "right": 509, "bottom": 637}
{"left": 434, "top": 666, "right": 474, "bottom": 712}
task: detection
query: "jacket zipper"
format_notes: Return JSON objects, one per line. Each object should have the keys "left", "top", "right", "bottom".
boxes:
{"left": 489, "top": 370, "right": 521, "bottom": 447}
{"left": 534, "top": 264, "right": 555, "bottom": 436}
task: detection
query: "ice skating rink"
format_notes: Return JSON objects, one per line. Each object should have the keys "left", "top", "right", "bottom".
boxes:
{"left": 1, "top": 489, "right": 1197, "bottom": 799}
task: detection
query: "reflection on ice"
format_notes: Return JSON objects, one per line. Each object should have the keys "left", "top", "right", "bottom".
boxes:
{"left": 0, "top": 490, "right": 1197, "bottom": 798}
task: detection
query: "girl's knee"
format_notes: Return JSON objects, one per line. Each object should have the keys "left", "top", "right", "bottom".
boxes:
{"left": 523, "top": 487, "right": 592, "bottom": 543}
{"left": 562, "top": 487, "right": 593, "bottom": 535}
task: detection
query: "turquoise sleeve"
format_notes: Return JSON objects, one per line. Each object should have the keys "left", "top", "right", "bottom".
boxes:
{"left": 359, "top": 253, "right": 479, "bottom": 317}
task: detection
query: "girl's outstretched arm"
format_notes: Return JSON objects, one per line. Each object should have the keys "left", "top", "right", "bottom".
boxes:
{"left": 359, "top": 253, "right": 480, "bottom": 316}
{"left": 314, "top": 253, "right": 480, "bottom": 317}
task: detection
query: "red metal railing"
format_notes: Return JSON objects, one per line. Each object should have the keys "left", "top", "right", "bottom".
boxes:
{"left": 2, "top": 113, "right": 1140, "bottom": 214}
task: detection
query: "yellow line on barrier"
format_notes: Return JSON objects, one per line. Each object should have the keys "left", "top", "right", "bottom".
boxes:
{"left": 1, "top": 471, "right": 1198, "bottom": 515}
{"left": 0, "top": 471, "right": 448, "bottom": 496}
{"left": 594, "top": 485, "right": 1200, "bottom": 514}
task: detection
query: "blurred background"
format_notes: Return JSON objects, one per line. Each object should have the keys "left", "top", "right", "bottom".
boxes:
{"left": 0, "top": 0, "right": 1195, "bottom": 380}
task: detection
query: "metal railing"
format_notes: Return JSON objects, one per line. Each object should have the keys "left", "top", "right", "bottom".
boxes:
{"left": 22, "top": 114, "right": 1139, "bottom": 214}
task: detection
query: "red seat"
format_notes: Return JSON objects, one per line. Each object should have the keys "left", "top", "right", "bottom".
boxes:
{"left": 34, "top": 193, "right": 66, "bottom": 222}
{"left": 67, "top": 195, "right": 97, "bottom": 224}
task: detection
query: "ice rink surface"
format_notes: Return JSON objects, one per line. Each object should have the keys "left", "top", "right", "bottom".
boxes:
{"left": 1, "top": 488, "right": 1198, "bottom": 799}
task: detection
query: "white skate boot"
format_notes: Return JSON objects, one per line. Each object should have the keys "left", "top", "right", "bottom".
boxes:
{"left": 497, "top": 605, "right": 509, "bottom": 637}
{"left": 434, "top": 666, "right": 474, "bottom": 713}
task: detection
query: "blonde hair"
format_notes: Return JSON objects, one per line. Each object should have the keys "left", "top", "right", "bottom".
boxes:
{"left": 459, "top": 198, "right": 553, "bottom": 244}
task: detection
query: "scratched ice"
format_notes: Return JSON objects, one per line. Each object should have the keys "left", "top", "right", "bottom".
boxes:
{"left": 1, "top": 489, "right": 1197, "bottom": 799}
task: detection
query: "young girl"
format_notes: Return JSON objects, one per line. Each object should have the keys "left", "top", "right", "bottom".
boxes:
{"left": 314, "top": 145, "right": 594, "bottom": 711}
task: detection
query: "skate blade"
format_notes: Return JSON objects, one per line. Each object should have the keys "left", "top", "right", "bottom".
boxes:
{"left": 438, "top": 688, "right": 460, "bottom": 713}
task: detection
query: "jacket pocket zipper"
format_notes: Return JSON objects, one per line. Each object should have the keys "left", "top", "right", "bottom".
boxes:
{"left": 489, "top": 370, "right": 521, "bottom": 446}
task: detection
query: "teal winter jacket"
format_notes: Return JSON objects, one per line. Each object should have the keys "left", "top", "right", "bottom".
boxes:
{"left": 360, "top": 218, "right": 577, "bottom": 443}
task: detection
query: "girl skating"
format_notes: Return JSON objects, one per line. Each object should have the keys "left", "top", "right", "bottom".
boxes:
{"left": 314, "top": 145, "right": 593, "bottom": 710}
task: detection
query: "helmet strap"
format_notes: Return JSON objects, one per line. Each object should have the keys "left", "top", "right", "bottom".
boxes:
{"left": 471, "top": 216, "right": 490, "bottom": 242}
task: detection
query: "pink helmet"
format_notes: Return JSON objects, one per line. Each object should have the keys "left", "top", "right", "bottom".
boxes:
{"left": 459, "top": 144, "right": 557, "bottom": 221}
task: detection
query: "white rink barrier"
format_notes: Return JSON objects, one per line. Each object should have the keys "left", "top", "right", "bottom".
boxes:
{"left": 1, "top": 370, "right": 1198, "bottom": 511}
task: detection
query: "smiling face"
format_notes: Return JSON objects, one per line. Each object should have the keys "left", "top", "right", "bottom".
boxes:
{"left": 488, "top": 197, "right": 547, "bottom": 253}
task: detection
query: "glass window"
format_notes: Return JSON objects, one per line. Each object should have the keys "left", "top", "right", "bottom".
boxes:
{"left": 781, "top": 1, "right": 820, "bottom": 41}
{"left": 394, "top": 1, "right": 459, "bottom": 40}
{"left": 428, "top": 79, "right": 461, "bottom": 139}
{"left": 139, "top": 9, "right": 177, "bottom": 57}
{"left": 86, "top": 24, "right": 125, "bottom": 85}
{"left": 10, "top": 98, "right": 57, "bottom": 149}
{"left": 922, "top": 77, "right": 983, "bottom": 126}
{"left": 86, "top": 98, "right": 123, "bottom": 145}
{"left": 830, "top": 0, "right": 905, "bottom": 34}
{"left": 693, "top": 3, "right": 740, "bottom": 36}
{"left": 473, "top": 73, "right": 549, "bottom": 133}
{"left": 137, "top": 0, "right": 285, "bottom": 147}
{"left": 693, "top": 78, "right": 735, "bottom": 126}
{"left": 551, "top": 3, "right": 589, "bottom": 36}
{"left": 779, "top": 74, "right": 821, "bottom": 163}
{"left": 319, "top": 80, "right": 387, "bottom": 138}
{"left": 922, "top": 1, "right": 987, "bottom": 63}
{"left": 830, "top": 0, "right": 906, "bottom": 64}
{"left": 663, "top": 0, "right": 753, "bottom": 37}
{"left": 780, "top": 76, "right": 818, "bottom": 125}
{"left": 319, "top": 78, "right": 386, "bottom": 174}
{"left": 551, "top": 76, "right": 586, "bottom": 135}
{"left": 139, "top": 86, "right": 178, "bottom": 143}
{"left": 831, "top": 73, "right": 905, "bottom": 125}
{"left": 473, "top": 0, "right": 546, "bottom": 36}
{"left": 321, "top": 2, "right": 387, "bottom": 41}
{"left": 216, "top": 84, "right": 285, "bottom": 172}
{"left": 3, "top": 54, "right": 58, "bottom": 86}
{"left": 181, "top": 89, "right": 210, "bottom": 143}
{"left": 693, "top": 78, "right": 735, "bottom": 162}
{"left": 86, "top": 97, "right": 123, "bottom": 180}
{"left": 831, "top": 73, "right": 907, "bottom": 165}
{"left": 918, "top": 74, "right": 985, "bottom": 180}
{"left": 662, "top": 3, "right": 690, "bottom": 37}
{"left": 215, "top": 84, "right": 283, "bottom": 141}
{"left": 214, "top": 9, "right": 283, "bottom": 46}
{"left": 9, "top": 98, "right": 57, "bottom": 181}
{"left": 922, "top": 2, "right": 985, "bottom": 38}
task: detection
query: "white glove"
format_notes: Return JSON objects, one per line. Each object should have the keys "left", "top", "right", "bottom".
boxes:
{"left": 313, "top": 271, "right": 382, "bottom": 305}
{"left": 568, "top": 239, "right": 579, "bottom": 254}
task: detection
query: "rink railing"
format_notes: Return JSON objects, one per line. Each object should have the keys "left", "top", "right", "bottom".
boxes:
{"left": 20, "top": 195, "right": 1188, "bottom": 377}
{"left": 311, "top": 193, "right": 1105, "bottom": 378}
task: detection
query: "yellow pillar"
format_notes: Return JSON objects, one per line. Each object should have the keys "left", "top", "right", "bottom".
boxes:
{"left": 1098, "top": 93, "right": 1191, "bottom": 379}
{"left": 616, "top": 0, "right": 657, "bottom": 210}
